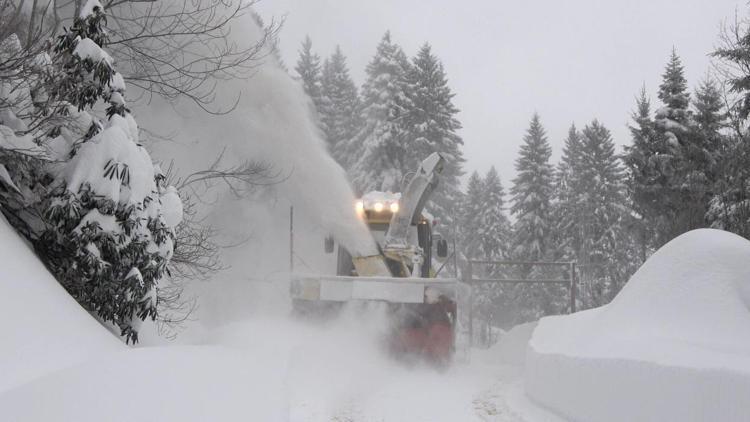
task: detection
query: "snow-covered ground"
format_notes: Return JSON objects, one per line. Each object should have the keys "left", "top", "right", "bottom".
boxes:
{"left": 0, "top": 313, "right": 555, "bottom": 422}
{"left": 0, "top": 215, "right": 123, "bottom": 395}
{"left": 527, "top": 229, "right": 750, "bottom": 422}
{"left": 0, "top": 213, "right": 560, "bottom": 422}
{"left": 7, "top": 209, "right": 750, "bottom": 421}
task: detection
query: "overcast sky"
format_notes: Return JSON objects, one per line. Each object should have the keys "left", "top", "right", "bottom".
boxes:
{"left": 256, "top": 0, "right": 743, "bottom": 186}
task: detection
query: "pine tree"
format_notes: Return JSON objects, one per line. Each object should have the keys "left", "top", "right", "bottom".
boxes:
{"left": 295, "top": 36, "right": 325, "bottom": 121}
{"left": 673, "top": 75, "right": 726, "bottom": 233}
{"left": 460, "top": 171, "right": 484, "bottom": 261}
{"left": 691, "top": 75, "right": 726, "bottom": 190}
{"left": 707, "top": 133, "right": 750, "bottom": 238}
{"left": 713, "top": 25, "right": 750, "bottom": 121}
{"left": 459, "top": 170, "right": 486, "bottom": 342}
{"left": 553, "top": 124, "right": 584, "bottom": 259}
{"left": 479, "top": 166, "right": 510, "bottom": 260}
{"left": 576, "top": 120, "right": 630, "bottom": 305}
{"left": 510, "top": 114, "right": 554, "bottom": 261}
{"left": 657, "top": 48, "right": 690, "bottom": 125}
{"left": 402, "top": 43, "right": 465, "bottom": 226}
{"left": 320, "top": 46, "right": 360, "bottom": 169}
{"left": 625, "top": 50, "right": 708, "bottom": 248}
{"left": 653, "top": 50, "right": 691, "bottom": 187}
{"left": 693, "top": 75, "right": 726, "bottom": 137}
{"left": 709, "top": 18, "right": 750, "bottom": 237}
{"left": 653, "top": 51, "right": 716, "bottom": 239}
{"left": 702, "top": 75, "right": 748, "bottom": 236}
{"left": 623, "top": 87, "right": 661, "bottom": 222}
{"left": 509, "top": 114, "right": 559, "bottom": 320}
{"left": 38, "top": 2, "right": 182, "bottom": 344}
{"left": 470, "top": 168, "right": 511, "bottom": 345}
{"left": 349, "top": 32, "right": 412, "bottom": 193}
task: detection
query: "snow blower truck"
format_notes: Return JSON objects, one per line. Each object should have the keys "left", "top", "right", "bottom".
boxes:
{"left": 290, "top": 152, "right": 459, "bottom": 365}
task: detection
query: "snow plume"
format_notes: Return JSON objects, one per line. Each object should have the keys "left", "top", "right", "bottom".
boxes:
{"left": 139, "top": 9, "right": 377, "bottom": 284}
{"left": 236, "top": 60, "right": 378, "bottom": 258}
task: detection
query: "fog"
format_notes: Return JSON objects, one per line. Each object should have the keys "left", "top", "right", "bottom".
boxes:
{"left": 257, "top": 0, "right": 742, "bottom": 185}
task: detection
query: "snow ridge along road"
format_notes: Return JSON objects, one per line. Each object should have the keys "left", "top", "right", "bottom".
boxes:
{"left": 527, "top": 229, "right": 750, "bottom": 422}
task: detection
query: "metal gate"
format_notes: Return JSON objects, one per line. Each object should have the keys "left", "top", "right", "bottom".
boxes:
{"left": 464, "top": 260, "right": 577, "bottom": 346}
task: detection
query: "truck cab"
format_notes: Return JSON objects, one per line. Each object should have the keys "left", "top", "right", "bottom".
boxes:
{"left": 330, "top": 191, "right": 448, "bottom": 278}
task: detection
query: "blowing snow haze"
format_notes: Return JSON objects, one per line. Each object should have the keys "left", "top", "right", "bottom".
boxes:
{"left": 140, "top": 12, "right": 379, "bottom": 266}
{"left": 4, "top": 0, "right": 750, "bottom": 421}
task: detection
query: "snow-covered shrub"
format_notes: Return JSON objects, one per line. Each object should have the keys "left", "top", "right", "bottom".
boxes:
{"left": 36, "top": 1, "right": 182, "bottom": 344}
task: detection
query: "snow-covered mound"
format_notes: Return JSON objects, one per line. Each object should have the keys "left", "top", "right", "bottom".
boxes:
{"left": 0, "top": 215, "right": 122, "bottom": 393}
{"left": 489, "top": 322, "right": 537, "bottom": 366}
{"left": 526, "top": 229, "right": 750, "bottom": 422}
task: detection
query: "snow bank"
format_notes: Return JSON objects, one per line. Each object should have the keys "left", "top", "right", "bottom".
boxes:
{"left": 483, "top": 322, "right": 537, "bottom": 366}
{"left": 526, "top": 229, "right": 750, "bottom": 422}
{"left": 0, "top": 215, "right": 122, "bottom": 393}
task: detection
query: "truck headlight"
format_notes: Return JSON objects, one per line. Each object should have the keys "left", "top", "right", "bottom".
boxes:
{"left": 355, "top": 201, "right": 364, "bottom": 214}
{"left": 390, "top": 202, "right": 399, "bottom": 213}
{"left": 373, "top": 202, "right": 384, "bottom": 212}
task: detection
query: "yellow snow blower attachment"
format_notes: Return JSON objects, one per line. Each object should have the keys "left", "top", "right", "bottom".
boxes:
{"left": 290, "top": 153, "right": 460, "bottom": 364}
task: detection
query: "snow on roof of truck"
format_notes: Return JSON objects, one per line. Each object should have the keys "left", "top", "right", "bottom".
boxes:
{"left": 359, "top": 191, "right": 401, "bottom": 210}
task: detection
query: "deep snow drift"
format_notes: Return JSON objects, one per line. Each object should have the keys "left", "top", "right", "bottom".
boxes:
{"left": 0, "top": 216, "right": 122, "bottom": 394}
{"left": 526, "top": 229, "right": 750, "bottom": 422}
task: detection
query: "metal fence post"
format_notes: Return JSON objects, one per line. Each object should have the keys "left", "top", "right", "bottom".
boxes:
{"left": 569, "top": 262, "right": 577, "bottom": 313}
{"left": 289, "top": 206, "right": 294, "bottom": 273}
{"left": 467, "top": 260, "right": 474, "bottom": 348}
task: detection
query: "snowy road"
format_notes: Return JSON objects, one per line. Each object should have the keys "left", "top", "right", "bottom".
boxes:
{"left": 285, "top": 365, "right": 527, "bottom": 422}
{"left": 187, "top": 312, "right": 564, "bottom": 422}
{"left": 0, "top": 262, "right": 561, "bottom": 422}
{"left": 285, "top": 358, "right": 526, "bottom": 422}
{"left": 0, "top": 311, "right": 565, "bottom": 422}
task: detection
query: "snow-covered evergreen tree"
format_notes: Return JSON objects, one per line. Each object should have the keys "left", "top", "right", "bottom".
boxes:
{"left": 709, "top": 19, "right": 750, "bottom": 237}
{"left": 703, "top": 75, "right": 747, "bottom": 236}
{"left": 474, "top": 167, "right": 513, "bottom": 336}
{"left": 37, "top": 1, "right": 182, "bottom": 344}
{"left": 479, "top": 166, "right": 510, "bottom": 260}
{"left": 575, "top": 120, "right": 630, "bottom": 305}
{"left": 460, "top": 171, "right": 484, "bottom": 261}
{"left": 656, "top": 48, "right": 691, "bottom": 131}
{"left": 295, "top": 36, "right": 326, "bottom": 124}
{"left": 320, "top": 46, "right": 360, "bottom": 169}
{"left": 654, "top": 51, "right": 716, "bottom": 240}
{"left": 510, "top": 114, "right": 554, "bottom": 261}
{"left": 349, "top": 32, "right": 412, "bottom": 194}
{"left": 713, "top": 24, "right": 750, "bottom": 121}
{"left": 401, "top": 43, "right": 464, "bottom": 226}
{"left": 707, "top": 133, "right": 750, "bottom": 238}
{"left": 508, "top": 114, "right": 561, "bottom": 319}
{"left": 672, "top": 75, "right": 724, "bottom": 234}
{"left": 553, "top": 124, "right": 584, "bottom": 259}
{"left": 623, "top": 86, "right": 663, "bottom": 235}
{"left": 625, "top": 50, "right": 710, "bottom": 248}
{"left": 693, "top": 75, "right": 727, "bottom": 138}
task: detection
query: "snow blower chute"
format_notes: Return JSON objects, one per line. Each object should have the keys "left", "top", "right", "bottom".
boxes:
{"left": 291, "top": 153, "right": 459, "bottom": 365}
